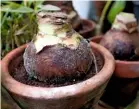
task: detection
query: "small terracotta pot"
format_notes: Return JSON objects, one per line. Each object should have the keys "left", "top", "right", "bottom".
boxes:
{"left": 1, "top": 42, "right": 115, "bottom": 109}
{"left": 91, "top": 36, "right": 139, "bottom": 107}
{"left": 91, "top": 36, "right": 139, "bottom": 78}
{"left": 78, "top": 19, "right": 96, "bottom": 39}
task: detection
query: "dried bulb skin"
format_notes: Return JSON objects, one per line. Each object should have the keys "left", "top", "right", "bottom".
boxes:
{"left": 100, "top": 30, "right": 135, "bottom": 60}
{"left": 43, "top": 1, "right": 81, "bottom": 30}
{"left": 43, "top": 1, "right": 74, "bottom": 13}
{"left": 23, "top": 39, "right": 93, "bottom": 81}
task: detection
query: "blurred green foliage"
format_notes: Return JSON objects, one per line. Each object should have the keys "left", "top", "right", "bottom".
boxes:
{"left": 1, "top": 1, "right": 44, "bottom": 57}
{"left": 97, "top": 1, "right": 126, "bottom": 35}
{"left": 107, "top": 1, "right": 126, "bottom": 24}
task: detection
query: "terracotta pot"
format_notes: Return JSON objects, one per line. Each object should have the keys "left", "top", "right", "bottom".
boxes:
{"left": 91, "top": 36, "right": 139, "bottom": 107}
{"left": 78, "top": 19, "right": 96, "bottom": 39}
{"left": 1, "top": 42, "right": 115, "bottom": 109}
{"left": 91, "top": 36, "right": 139, "bottom": 78}
{"left": 1, "top": 85, "right": 21, "bottom": 109}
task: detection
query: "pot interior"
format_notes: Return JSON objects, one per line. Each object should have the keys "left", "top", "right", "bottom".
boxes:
{"left": 8, "top": 46, "right": 104, "bottom": 87}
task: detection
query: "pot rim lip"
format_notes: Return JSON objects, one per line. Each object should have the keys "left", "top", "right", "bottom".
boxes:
{"left": 79, "top": 19, "right": 96, "bottom": 34}
{"left": 91, "top": 36, "right": 139, "bottom": 64}
{"left": 1, "top": 42, "right": 115, "bottom": 99}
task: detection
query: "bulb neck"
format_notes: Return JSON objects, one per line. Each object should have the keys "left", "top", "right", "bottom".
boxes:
{"left": 112, "top": 12, "right": 137, "bottom": 33}
{"left": 34, "top": 10, "right": 82, "bottom": 53}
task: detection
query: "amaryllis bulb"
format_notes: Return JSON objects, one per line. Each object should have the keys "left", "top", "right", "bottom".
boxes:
{"left": 100, "top": 12, "right": 138, "bottom": 60}
{"left": 23, "top": 5, "right": 94, "bottom": 82}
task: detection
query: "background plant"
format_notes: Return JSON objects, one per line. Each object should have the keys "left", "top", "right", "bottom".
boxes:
{"left": 1, "top": 1, "right": 44, "bottom": 58}
{"left": 96, "top": 0, "right": 126, "bottom": 35}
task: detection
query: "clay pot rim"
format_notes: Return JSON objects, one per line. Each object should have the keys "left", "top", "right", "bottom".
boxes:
{"left": 91, "top": 36, "right": 139, "bottom": 64}
{"left": 79, "top": 19, "right": 96, "bottom": 34}
{"left": 1, "top": 42, "right": 115, "bottom": 99}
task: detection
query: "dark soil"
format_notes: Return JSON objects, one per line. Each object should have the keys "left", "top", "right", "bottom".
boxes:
{"left": 11, "top": 51, "right": 104, "bottom": 87}
{"left": 114, "top": 52, "right": 139, "bottom": 61}
{"left": 113, "top": 51, "right": 139, "bottom": 61}
{"left": 126, "top": 54, "right": 139, "bottom": 61}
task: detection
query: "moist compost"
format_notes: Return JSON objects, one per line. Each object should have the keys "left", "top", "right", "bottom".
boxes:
{"left": 11, "top": 51, "right": 104, "bottom": 87}
{"left": 127, "top": 54, "right": 139, "bottom": 61}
